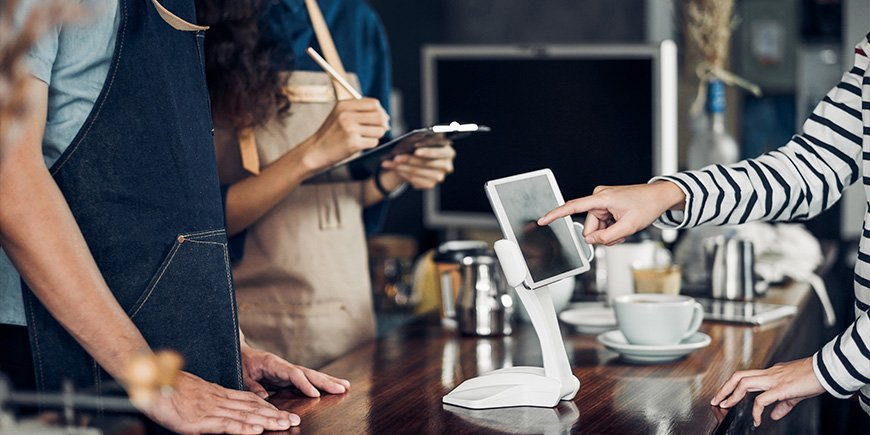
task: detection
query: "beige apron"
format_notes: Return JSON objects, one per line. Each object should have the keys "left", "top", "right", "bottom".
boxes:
{"left": 228, "top": 0, "right": 376, "bottom": 368}
{"left": 230, "top": 70, "right": 376, "bottom": 369}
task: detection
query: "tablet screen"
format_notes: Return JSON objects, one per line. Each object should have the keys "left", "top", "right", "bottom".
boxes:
{"left": 493, "top": 174, "right": 585, "bottom": 283}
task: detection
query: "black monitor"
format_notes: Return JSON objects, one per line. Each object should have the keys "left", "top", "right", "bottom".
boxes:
{"left": 422, "top": 43, "right": 677, "bottom": 228}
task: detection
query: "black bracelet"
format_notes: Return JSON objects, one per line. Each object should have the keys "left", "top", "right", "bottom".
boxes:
{"left": 374, "top": 167, "right": 407, "bottom": 200}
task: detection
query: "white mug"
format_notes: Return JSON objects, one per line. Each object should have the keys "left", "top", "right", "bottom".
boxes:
{"left": 613, "top": 294, "right": 704, "bottom": 346}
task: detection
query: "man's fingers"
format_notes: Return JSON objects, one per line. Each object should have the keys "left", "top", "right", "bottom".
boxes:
{"left": 245, "top": 379, "right": 270, "bottom": 399}
{"left": 285, "top": 368, "right": 321, "bottom": 398}
{"left": 214, "top": 406, "right": 291, "bottom": 432}
{"left": 711, "top": 370, "right": 766, "bottom": 406}
{"left": 330, "top": 375, "right": 351, "bottom": 389}
{"left": 302, "top": 369, "right": 348, "bottom": 395}
{"left": 218, "top": 396, "right": 286, "bottom": 419}
{"left": 538, "top": 196, "right": 606, "bottom": 226}
{"left": 223, "top": 388, "right": 279, "bottom": 409}
{"left": 196, "top": 416, "right": 263, "bottom": 435}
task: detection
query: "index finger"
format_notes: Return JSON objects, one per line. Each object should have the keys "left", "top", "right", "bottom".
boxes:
{"left": 537, "top": 196, "right": 606, "bottom": 226}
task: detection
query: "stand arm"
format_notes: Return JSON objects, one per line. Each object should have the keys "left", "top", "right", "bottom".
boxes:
{"left": 494, "top": 240, "right": 580, "bottom": 399}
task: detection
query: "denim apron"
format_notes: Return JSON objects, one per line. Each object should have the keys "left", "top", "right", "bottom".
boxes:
{"left": 21, "top": 0, "right": 243, "bottom": 394}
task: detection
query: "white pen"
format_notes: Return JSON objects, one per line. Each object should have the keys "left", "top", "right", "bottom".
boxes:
{"left": 306, "top": 46, "right": 363, "bottom": 100}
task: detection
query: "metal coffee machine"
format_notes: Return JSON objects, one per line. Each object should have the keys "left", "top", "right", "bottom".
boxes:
{"left": 434, "top": 241, "right": 491, "bottom": 326}
{"left": 454, "top": 255, "right": 513, "bottom": 336}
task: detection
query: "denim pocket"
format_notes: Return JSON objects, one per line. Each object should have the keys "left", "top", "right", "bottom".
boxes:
{"left": 126, "top": 228, "right": 243, "bottom": 389}
{"left": 127, "top": 229, "right": 228, "bottom": 319}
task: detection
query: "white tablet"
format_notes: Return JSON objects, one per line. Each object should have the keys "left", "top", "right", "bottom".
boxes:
{"left": 485, "top": 169, "right": 591, "bottom": 289}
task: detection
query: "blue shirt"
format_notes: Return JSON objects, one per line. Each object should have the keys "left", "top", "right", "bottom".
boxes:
{"left": 0, "top": 0, "right": 119, "bottom": 326}
{"left": 259, "top": 0, "right": 392, "bottom": 116}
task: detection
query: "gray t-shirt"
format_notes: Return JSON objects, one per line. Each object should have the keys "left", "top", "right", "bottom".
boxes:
{"left": 0, "top": 0, "right": 119, "bottom": 325}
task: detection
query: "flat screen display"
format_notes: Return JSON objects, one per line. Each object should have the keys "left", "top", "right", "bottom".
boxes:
{"left": 492, "top": 175, "right": 585, "bottom": 283}
{"left": 432, "top": 56, "right": 654, "bottom": 221}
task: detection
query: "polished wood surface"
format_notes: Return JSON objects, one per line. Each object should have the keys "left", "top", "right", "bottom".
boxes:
{"left": 269, "top": 283, "right": 819, "bottom": 434}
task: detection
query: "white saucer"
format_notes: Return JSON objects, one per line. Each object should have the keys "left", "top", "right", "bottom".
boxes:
{"left": 558, "top": 303, "right": 617, "bottom": 334}
{"left": 596, "top": 330, "right": 711, "bottom": 364}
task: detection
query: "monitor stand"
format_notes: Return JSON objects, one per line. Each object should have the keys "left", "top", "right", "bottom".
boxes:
{"left": 442, "top": 228, "right": 583, "bottom": 409}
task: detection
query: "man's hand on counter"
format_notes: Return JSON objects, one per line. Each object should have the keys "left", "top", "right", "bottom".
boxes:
{"left": 240, "top": 336, "right": 351, "bottom": 399}
{"left": 710, "top": 357, "right": 825, "bottom": 427}
{"left": 144, "top": 370, "right": 297, "bottom": 434}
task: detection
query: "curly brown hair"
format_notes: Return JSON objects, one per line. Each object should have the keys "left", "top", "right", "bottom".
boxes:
{"left": 195, "top": 0, "right": 289, "bottom": 131}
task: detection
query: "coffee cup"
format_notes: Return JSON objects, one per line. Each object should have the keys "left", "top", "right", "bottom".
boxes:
{"left": 612, "top": 294, "right": 704, "bottom": 346}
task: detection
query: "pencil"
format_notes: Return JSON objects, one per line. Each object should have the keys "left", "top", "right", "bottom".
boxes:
{"left": 306, "top": 47, "right": 364, "bottom": 100}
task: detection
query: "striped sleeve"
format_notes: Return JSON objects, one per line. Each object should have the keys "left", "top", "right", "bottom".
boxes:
{"left": 652, "top": 41, "right": 870, "bottom": 400}
{"left": 651, "top": 48, "right": 867, "bottom": 230}
{"left": 813, "top": 309, "right": 870, "bottom": 398}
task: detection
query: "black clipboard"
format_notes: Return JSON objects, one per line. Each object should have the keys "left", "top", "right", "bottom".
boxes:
{"left": 304, "top": 122, "right": 489, "bottom": 184}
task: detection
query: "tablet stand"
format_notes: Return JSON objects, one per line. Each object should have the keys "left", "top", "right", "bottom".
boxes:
{"left": 442, "top": 223, "right": 586, "bottom": 409}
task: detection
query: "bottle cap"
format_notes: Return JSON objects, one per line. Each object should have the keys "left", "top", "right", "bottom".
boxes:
{"left": 706, "top": 79, "right": 726, "bottom": 114}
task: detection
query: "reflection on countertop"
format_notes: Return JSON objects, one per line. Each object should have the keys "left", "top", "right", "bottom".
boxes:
{"left": 267, "top": 282, "right": 820, "bottom": 434}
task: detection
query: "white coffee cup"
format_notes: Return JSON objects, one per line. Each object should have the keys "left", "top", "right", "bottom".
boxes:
{"left": 613, "top": 294, "right": 704, "bottom": 346}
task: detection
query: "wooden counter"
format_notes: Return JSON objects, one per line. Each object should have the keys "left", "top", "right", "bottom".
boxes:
{"left": 269, "top": 283, "right": 824, "bottom": 434}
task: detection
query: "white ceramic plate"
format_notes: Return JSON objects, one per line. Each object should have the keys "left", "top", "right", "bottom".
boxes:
{"left": 558, "top": 303, "right": 617, "bottom": 334}
{"left": 596, "top": 330, "right": 712, "bottom": 364}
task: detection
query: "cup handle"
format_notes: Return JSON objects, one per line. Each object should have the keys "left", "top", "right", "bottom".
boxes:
{"left": 682, "top": 302, "right": 704, "bottom": 340}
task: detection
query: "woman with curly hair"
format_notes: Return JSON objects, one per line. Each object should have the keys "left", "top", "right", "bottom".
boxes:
{"left": 197, "top": 0, "right": 456, "bottom": 369}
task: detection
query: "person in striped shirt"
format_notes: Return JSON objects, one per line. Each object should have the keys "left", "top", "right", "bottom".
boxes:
{"left": 539, "top": 37, "right": 870, "bottom": 427}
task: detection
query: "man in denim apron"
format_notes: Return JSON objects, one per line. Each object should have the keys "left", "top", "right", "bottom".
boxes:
{"left": 0, "top": 0, "right": 348, "bottom": 432}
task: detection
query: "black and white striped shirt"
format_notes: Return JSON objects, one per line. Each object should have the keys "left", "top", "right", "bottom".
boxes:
{"left": 654, "top": 37, "right": 870, "bottom": 414}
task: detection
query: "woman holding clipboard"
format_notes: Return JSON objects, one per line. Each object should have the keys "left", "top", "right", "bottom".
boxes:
{"left": 196, "top": 0, "right": 456, "bottom": 371}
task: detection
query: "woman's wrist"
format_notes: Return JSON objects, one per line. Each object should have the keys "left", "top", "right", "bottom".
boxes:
{"left": 652, "top": 180, "right": 686, "bottom": 211}
{"left": 377, "top": 168, "right": 405, "bottom": 193}
{"left": 371, "top": 168, "right": 408, "bottom": 202}
{"left": 289, "top": 136, "right": 323, "bottom": 179}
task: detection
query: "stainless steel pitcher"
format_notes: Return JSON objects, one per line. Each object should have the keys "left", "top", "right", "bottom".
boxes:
{"left": 455, "top": 255, "right": 514, "bottom": 336}
{"left": 705, "top": 236, "right": 757, "bottom": 300}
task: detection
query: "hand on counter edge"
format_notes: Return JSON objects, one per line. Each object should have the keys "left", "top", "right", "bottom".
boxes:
{"left": 144, "top": 370, "right": 296, "bottom": 434}
{"left": 710, "top": 357, "right": 825, "bottom": 427}
{"left": 239, "top": 331, "right": 351, "bottom": 401}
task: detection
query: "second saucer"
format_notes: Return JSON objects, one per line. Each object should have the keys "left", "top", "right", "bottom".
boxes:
{"left": 597, "top": 330, "right": 712, "bottom": 364}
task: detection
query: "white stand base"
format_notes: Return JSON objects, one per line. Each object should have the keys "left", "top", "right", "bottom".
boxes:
{"left": 443, "top": 229, "right": 589, "bottom": 409}
{"left": 442, "top": 367, "right": 562, "bottom": 409}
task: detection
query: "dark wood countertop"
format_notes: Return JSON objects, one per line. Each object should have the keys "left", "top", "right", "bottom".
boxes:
{"left": 269, "top": 283, "right": 819, "bottom": 434}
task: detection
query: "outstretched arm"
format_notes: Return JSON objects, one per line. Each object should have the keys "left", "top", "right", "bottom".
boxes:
{"left": 540, "top": 47, "right": 868, "bottom": 245}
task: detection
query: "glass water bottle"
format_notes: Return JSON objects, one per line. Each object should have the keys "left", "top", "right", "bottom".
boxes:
{"left": 687, "top": 79, "right": 739, "bottom": 170}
